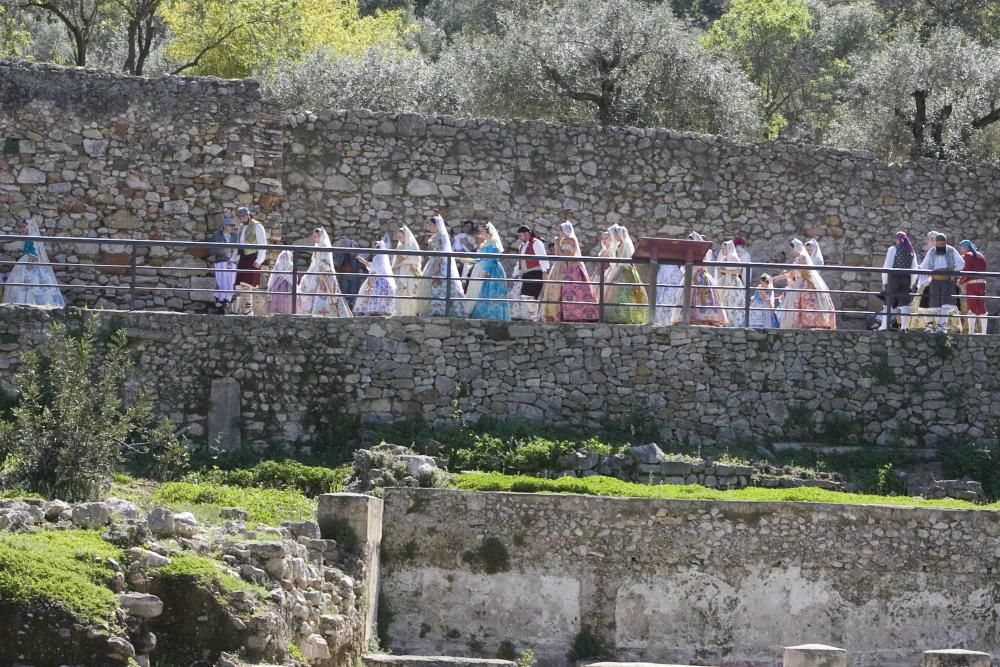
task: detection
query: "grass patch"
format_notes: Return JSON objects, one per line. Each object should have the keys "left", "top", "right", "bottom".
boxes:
{"left": 190, "top": 460, "right": 351, "bottom": 497}
{"left": 451, "top": 472, "right": 1000, "bottom": 510}
{"left": 157, "top": 553, "right": 264, "bottom": 596}
{"left": 153, "top": 481, "right": 315, "bottom": 525}
{"left": 0, "top": 530, "right": 122, "bottom": 626}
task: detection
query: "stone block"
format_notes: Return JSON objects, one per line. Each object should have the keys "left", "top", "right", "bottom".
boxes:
{"left": 364, "top": 656, "right": 515, "bottom": 667}
{"left": 922, "top": 650, "right": 992, "bottom": 667}
{"left": 783, "top": 644, "right": 847, "bottom": 667}
{"left": 207, "top": 378, "right": 241, "bottom": 451}
{"left": 659, "top": 460, "right": 692, "bottom": 476}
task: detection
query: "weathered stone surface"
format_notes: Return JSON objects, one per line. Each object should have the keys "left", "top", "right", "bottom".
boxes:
{"left": 118, "top": 593, "right": 164, "bottom": 618}
{"left": 72, "top": 502, "right": 113, "bottom": 529}
{"left": 43, "top": 499, "right": 71, "bottom": 521}
{"left": 105, "top": 497, "right": 141, "bottom": 520}
{"left": 922, "top": 650, "right": 992, "bottom": 667}
{"left": 629, "top": 443, "right": 666, "bottom": 465}
{"left": 147, "top": 507, "right": 176, "bottom": 537}
{"left": 207, "top": 377, "right": 241, "bottom": 451}
{"left": 173, "top": 511, "right": 199, "bottom": 538}
{"left": 380, "top": 488, "right": 1000, "bottom": 667}
{"left": 364, "top": 656, "right": 515, "bottom": 667}
{"left": 16, "top": 166, "right": 46, "bottom": 184}
{"left": 783, "top": 644, "right": 848, "bottom": 667}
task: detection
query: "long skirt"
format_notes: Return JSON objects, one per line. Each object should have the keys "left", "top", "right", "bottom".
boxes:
{"left": 355, "top": 277, "right": 396, "bottom": 316}
{"left": 3, "top": 256, "right": 65, "bottom": 307}
{"left": 717, "top": 271, "right": 745, "bottom": 327}
{"left": 604, "top": 265, "right": 648, "bottom": 324}
{"left": 779, "top": 278, "right": 836, "bottom": 329}
{"left": 508, "top": 280, "right": 535, "bottom": 321}
{"left": 421, "top": 257, "right": 464, "bottom": 317}
{"left": 541, "top": 262, "right": 599, "bottom": 322}
{"left": 682, "top": 271, "right": 728, "bottom": 326}
{"left": 655, "top": 265, "right": 683, "bottom": 324}
{"left": 298, "top": 274, "right": 353, "bottom": 318}
{"left": 213, "top": 261, "right": 237, "bottom": 302}
{"left": 394, "top": 262, "right": 423, "bottom": 316}
{"left": 236, "top": 254, "right": 262, "bottom": 287}
{"left": 468, "top": 264, "right": 511, "bottom": 321}
{"left": 267, "top": 276, "right": 293, "bottom": 315}
{"left": 886, "top": 274, "right": 912, "bottom": 309}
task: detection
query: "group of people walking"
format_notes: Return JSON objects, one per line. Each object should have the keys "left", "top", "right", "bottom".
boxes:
{"left": 1, "top": 211, "right": 991, "bottom": 335}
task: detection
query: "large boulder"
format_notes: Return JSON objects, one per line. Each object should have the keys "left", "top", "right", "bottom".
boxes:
{"left": 147, "top": 507, "right": 176, "bottom": 537}
{"left": 72, "top": 502, "right": 113, "bottom": 529}
{"left": 118, "top": 593, "right": 164, "bottom": 619}
{"left": 628, "top": 443, "right": 666, "bottom": 465}
{"left": 105, "top": 497, "right": 141, "bottom": 521}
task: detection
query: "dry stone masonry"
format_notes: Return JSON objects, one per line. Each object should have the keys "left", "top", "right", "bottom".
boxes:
{"left": 2, "top": 61, "right": 999, "bottom": 314}
{"left": 378, "top": 488, "right": 1000, "bottom": 667}
{"left": 0, "top": 306, "right": 997, "bottom": 454}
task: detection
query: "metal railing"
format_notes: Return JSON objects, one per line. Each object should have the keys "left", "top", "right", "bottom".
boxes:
{"left": 0, "top": 233, "right": 996, "bottom": 333}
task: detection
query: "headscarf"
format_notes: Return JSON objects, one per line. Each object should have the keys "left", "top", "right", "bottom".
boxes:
{"left": 432, "top": 214, "right": 462, "bottom": 280}
{"left": 397, "top": 225, "right": 420, "bottom": 251}
{"left": 959, "top": 240, "right": 979, "bottom": 256}
{"left": 805, "top": 239, "right": 824, "bottom": 266}
{"left": 790, "top": 238, "right": 807, "bottom": 258}
{"left": 369, "top": 240, "right": 397, "bottom": 291}
{"left": 560, "top": 221, "right": 582, "bottom": 257}
{"left": 267, "top": 250, "right": 294, "bottom": 291}
{"left": 608, "top": 225, "right": 623, "bottom": 257}
{"left": 618, "top": 225, "right": 636, "bottom": 258}
{"left": 895, "top": 231, "right": 914, "bottom": 256}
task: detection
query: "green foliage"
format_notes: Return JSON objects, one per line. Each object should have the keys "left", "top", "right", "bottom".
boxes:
{"left": 461, "top": 536, "right": 510, "bottom": 574}
{"left": 0, "top": 319, "right": 185, "bottom": 501}
{"left": 517, "top": 649, "right": 536, "bottom": 667}
{"left": 569, "top": 625, "right": 604, "bottom": 661}
{"left": 325, "top": 518, "right": 360, "bottom": 556}
{"left": 875, "top": 463, "right": 905, "bottom": 496}
{"left": 497, "top": 640, "right": 516, "bottom": 661}
{"left": 0, "top": 530, "right": 121, "bottom": 625}
{"left": 868, "top": 356, "right": 896, "bottom": 385}
{"left": 157, "top": 553, "right": 263, "bottom": 596}
{"left": 191, "top": 460, "right": 350, "bottom": 497}
{"left": 153, "top": 481, "right": 315, "bottom": 524}
{"left": 451, "top": 472, "right": 1000, "bottom": 510}
{"left": 940, "top": 441, "right": 1000, "bottom": 499}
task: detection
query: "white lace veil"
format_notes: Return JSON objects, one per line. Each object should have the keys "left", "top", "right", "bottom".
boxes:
{"left": 432, "top": 214, "right": 461, "bottom": 280}
{"left": 267, "top": 250, "right": 294, "bottom": 291}
{"left": 370, "top": 240, "right": 397, "bottom": 291}
{"left": 309, "top": 228, "right": 336, "bottom": 275}
{"left": 397, "top": 225, "right": 420, "bottom": 251}
{"left": 560, "top": 221, "right": 581, "bottom": 257}
{"left": 805, "top": 239, "right": 824, "bottom": 265}
{"left": 608, "top": 225, "right": 624, "bottom": 257}
{"left": 619, "top": 225, "right": 636, "bottom": 258}
{"left": 721, "top": 240, "right": 741, "bottom": 263}
{"left": 484, "top": 222, "right": 504, "bottom": 252}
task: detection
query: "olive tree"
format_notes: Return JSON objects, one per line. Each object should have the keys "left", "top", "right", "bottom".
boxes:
{"left": 829, "top": 27, "right": 1000, "bottom": 161}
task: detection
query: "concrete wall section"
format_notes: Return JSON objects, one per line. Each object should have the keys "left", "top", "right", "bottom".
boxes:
{"left": 378, "top": 488, "right": 1000, "bottom": 667}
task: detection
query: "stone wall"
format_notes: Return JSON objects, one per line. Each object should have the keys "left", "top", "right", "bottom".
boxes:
{"left": 2, "top": 61, "right": 999, "bottom": 317}
{"left": 378, "top": 487, "right": 1000, "bottom": 667}
{"left": 1, "top": 307, "right": 997, "bottom": 452}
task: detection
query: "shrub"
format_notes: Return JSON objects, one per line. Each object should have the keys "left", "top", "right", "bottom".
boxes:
{"left": 0, "top": 319, "right": 186, "bottom": 501}
{"left": 193, "top": 460, "right": 351, "bottom": 497}
{"left": 569, "top": 625, "right": 604, "bottom": 661}
{"left": 153, "top": 481, "right": 315, "bottom": 524}
{"left": 940, "top": 440, "right": 1000, "bottom": 500}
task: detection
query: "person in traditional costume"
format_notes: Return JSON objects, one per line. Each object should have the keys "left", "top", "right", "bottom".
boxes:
{"left": 235, "top": 206, "right": 267, "bottom": 290}
{"left": 748, "top": 274, "right": 779, "bottom": 328}
{"left": 209, "top": 216, "right": 239, "bottom": 314}
{"left": 265, "top": 250, "right": 294, "bottom": 315}
{"left": 420, "top": 213, "right": 465, "bottom": 317}
{"left": 805, "top": 239, "right": 825, "bottom": 266}
{"left": 654, "top": 258, "right": 685, "bottom": 325}
{"left": 512, "top": 225, "right": 549, "bottom": 320}
{"left": 674, "top": 232, "right": 727, "bottom": 326}
{"left": 297, "top": 228, "right": 353, "bottom": 318}
{"left": 452, "top": 221, "right": 478, "bottom": 288}
{"left": 541, "top": 221, "right": 600, "bottom": 322}
{"left": 464, "top": 222, "right": 511, "bottom": 321}
{"left": 958, "top": 240, "right": 988, "bottom": 335}
{"left": 879, "top": 231, "right": 918, "bottom": 331}
{"left": 392, "top": 225, "right": 423, "bottom": 316}
{"left": 733, "top": 238, "right": 751, "bottom": 264}
{"left": 779, "top": 238, "right": 836, "bottom": 330}
{"left": 2, "top": 218, "right": 65, "bottom": 307}
{"left": 602, "top": 224, "right": 648, "bottom": 324}
{"left": 717, "top": 240, "right": 746, "bottom": 327}
{"left": 918, "top": 233, "right": 964, "bottom": 333}
{"left": 354, "top": 240, "right": 398, "bottom": 316}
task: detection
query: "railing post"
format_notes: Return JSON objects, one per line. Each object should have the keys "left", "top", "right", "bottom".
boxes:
{"left": 743, "top": 269, "right": 752, "bottom": 329}
{"left": 291, "top": 249, "right": 298, "bottom": 315}
{"left": 598, "top": 260, "right": 606, "bottom": 323}
{"left": 444, "top": 251, "right": 452, "bottom": 317}
{"left": 128, "top": 242, "right": 138, "bottom": 311}
{"left": 682, "top": 260, "right": 694, "bottom": 326}
{"left": 647, "top": 252, "right": 659, "bottom": 325}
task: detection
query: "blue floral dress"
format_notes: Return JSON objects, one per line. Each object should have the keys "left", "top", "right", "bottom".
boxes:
{"left": 468, "top": 241, "right": 511, "bottom": 321}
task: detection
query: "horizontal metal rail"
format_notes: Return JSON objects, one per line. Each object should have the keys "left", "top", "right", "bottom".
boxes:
{"left": 0, "top": 233, "right": 995, "bottom": 331}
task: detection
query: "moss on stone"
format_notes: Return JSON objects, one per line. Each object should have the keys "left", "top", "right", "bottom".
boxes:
{"left": 461, "top": 536, "right": 510, "bottom": 574}
{"left": 0, "top": 530, "right": 121, "bottom": 626}
{"left": 153, "top": 481, "right": 315, "bottom": 525}
{"left": 157, "top": 553, "right": 263, "bottom": 598}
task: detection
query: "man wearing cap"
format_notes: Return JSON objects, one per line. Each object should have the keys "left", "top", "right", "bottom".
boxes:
{"left": 919, "top": 233, "right": 965, "bottom": 333}
{"left": 210, "top": 216, "right": 240, "bottom": 314}
{"left": 235, "top": 206, "right": 267, "bottom": 290}
{"left": 514, "top": 225, "right": 549, "bottom": 320}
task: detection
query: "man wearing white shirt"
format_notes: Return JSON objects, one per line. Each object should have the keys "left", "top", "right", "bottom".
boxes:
{"left": 515, "top": 225, "right": 549, "bottom": 320}
{"left": 919, "top": 233, "right": 965, "bottom": 333}
{"left": 235, "top": 205, "right": 267, "bottom": 289}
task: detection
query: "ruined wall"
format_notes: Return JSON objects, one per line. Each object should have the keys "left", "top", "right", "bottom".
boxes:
{"left": 379, "top": 487, "right": 1000, "bottom": 667}
{"left": 2, "top": 62, "right": 999, "bottom": 317}
{"left": 1, "top": 307, "right": 997, "bottom": 452}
